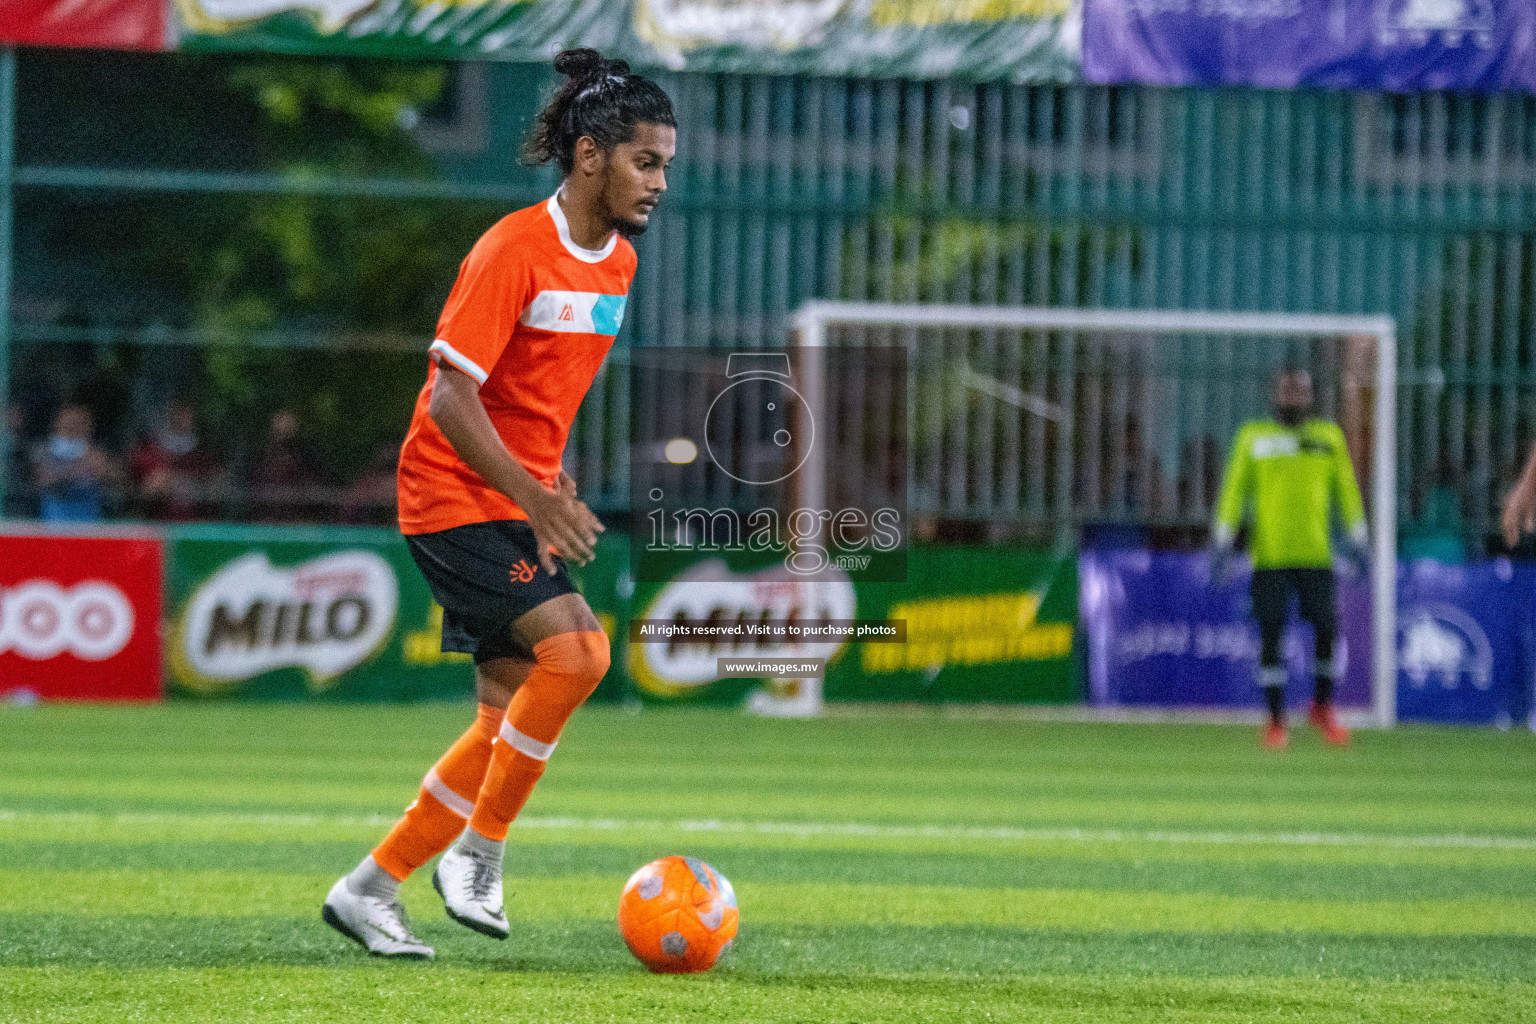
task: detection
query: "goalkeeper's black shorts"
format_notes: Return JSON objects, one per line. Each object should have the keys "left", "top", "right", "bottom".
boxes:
{"left": 1250, "top": 566, "right": 1336, "bottom": 653}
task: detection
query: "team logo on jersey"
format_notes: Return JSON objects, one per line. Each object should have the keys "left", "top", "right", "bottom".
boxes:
{"left": 521, "top": 291, "right": 628, "bottom": 336}
{"left": 1251, "top": 434, "right": 1300, "bottom": 459}
{"left": 173, "top": 550, "right": 398, "bottom": 692}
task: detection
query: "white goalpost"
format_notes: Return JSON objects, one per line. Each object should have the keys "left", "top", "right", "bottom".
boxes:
{"left": 791, "top": 301, "right": 1399, "bottom": 728}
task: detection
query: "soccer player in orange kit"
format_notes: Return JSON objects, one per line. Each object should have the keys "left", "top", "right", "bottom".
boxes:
{"left": 322, "top": 49, "right": 675, "bottom": 958}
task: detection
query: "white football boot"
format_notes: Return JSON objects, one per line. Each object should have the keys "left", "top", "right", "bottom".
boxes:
{"left": 432, "top": 844, "right": 509, "bottom": 940}
{"left": 322, "top": 876, "right": 434, "bottom": 959}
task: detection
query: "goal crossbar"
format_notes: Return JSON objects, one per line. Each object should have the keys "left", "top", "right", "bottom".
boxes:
{"left": 792, "top": 301, "right": 1398, "bottom": 728}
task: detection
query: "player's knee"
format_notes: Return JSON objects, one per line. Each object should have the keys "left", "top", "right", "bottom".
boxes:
{"left": 533, "top": 630, "right": 610, "bottom": 702}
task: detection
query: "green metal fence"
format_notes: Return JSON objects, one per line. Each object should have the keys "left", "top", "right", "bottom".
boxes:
{"left": 624, "top": 76, "right": 1536, "bottom": 540}
{"left": 6, "top": 55, "right": 1536, "bottom": 539}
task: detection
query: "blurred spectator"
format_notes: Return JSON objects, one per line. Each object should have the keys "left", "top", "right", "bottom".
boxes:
{"left": 31, "top": 404, "right": 119, "bottom": 522}
{"left": 340, "top": 442, "right": 400, "bottom": 525}
{"left": 250, "top": 409, "right": 326, "bottom": 523}
{"left": 129, "top": 399, "right": 223, "bottom": 521}
{"left": 1175, "top": 434, "right": 1222, "bottom": 517}
{"left": 1403, "top": 456, "right": 1466, "bottom": 563}
{"left": 3, "top": 402, "right": 35, "bottom": 519}
{"left": 1115, "top": 418, "right": 1166, "bottom": 519}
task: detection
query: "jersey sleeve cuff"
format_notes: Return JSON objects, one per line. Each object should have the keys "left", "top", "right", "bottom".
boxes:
{"left": 429, "top": 339, "right": 489, "bottom": 386}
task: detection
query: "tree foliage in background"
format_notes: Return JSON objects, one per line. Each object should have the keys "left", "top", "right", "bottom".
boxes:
{"left": 17, "top": 50, "right": 517, "bottom": 481}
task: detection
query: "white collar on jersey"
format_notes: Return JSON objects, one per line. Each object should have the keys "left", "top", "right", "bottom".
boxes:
{"left": 547, "top": 192, "right": 618, "bottom": 264}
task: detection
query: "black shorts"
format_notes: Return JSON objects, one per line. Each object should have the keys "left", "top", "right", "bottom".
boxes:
{"left": 405, "top": 519, "right": 577, "bottom": 664}
{"left": 1250, "top": 567, "right": 1336, "bottom": 634}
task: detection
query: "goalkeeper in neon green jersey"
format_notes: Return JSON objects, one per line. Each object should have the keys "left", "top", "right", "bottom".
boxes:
{"left": 1212, "top": 368, "right": 1368, "bottom": 749}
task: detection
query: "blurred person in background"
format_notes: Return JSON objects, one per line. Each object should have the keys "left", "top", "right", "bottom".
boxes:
{"left": 339, "top": 441, "right": 400, "bottom": 525}
{"left": 1402, "top": 456, "right": 1466, "bottom": 564}
{"left": 1148, "top": 433, "right": 1221, "bottom": 549}
{"left": 3, "top": 401, "right": 34, "bottom": 519}
{"left": 31, "top": 403, "right": 120, "bottom": 523}
{"left": 130, "top": 399, "right": 223, "bottom": 521}
{"left": 249, "top": 408, "right": 326, "bottom": 523}
{"left": 1085, "top": 416, "right": 1163, "bottom": 549}
{"left": 1211, "top": 368, "right": 1367, "bottom": 750}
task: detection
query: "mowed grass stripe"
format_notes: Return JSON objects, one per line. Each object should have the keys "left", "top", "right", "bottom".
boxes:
{"left": 9, "top": 832, "right": 1536, "bottom": 903}
{"left": 7, "top": 808, "right": 1536, "bottom": 854}
{"left": 7, "top": 780, "right": 1534, "bottom": 835}
{"left": 5, "top": 966, "right": 1536, "bottom": 1024}
{"left": 4, "top": 707, "right": 1535, "bottom": 834}
{"left": 7, "top": 915, "right": 1535, "bottom": 982}
{"left": 4, "top": 869, "right": 1532, "bottom": 936}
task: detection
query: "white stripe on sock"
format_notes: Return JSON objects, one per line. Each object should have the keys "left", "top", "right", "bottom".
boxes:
{"left": 422, "top": 769, "right": 475, "bottom": 818}
{"left": 499, "top": 721, "right": 557, "bottom": 761}
{"left": 1259, "top": 667, "right": 1288, "bottom": 688}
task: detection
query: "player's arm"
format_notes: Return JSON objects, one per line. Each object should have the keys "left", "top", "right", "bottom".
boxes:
{"left": 1212, "top": 426, "right": 1253, "bottom": 551}
{"left": 1329, "top": 426, "right": 1368, "bottom": 548}
{"left": 1501, "top": 444, "right": 1536, "bottom": 549}
{"left": 429, "top": 363, "right": 602, "bottom": 572}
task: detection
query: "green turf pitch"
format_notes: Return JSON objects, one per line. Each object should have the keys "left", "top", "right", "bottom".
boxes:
{"left": 1, "top": 704, "right": 1534, "bottom": 1022}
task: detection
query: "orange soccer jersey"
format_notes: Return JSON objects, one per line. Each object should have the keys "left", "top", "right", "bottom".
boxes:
{"left": 398, "top": 195, "right": 636, "bottom": 535}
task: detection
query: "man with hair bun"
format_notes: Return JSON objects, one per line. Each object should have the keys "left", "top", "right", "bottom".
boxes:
{"left": 322, "top": 49, "right": 676, "bottom": 959}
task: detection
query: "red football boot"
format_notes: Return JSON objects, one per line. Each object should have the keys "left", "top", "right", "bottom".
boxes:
{"left": 1262, "top": 723, "right": 1289, "bottom": 749}
{"left": 1308, "top": 703, "right": 1349, "bottom": 746}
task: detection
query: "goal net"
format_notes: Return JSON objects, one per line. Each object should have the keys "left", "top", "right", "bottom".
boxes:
{"left": 789, "top": 301, "right": 1398, "bottom": 727}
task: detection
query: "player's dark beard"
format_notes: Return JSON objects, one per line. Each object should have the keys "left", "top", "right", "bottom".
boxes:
{"left": 1274, "top": 403, "right": 1309, "bottom": 427}
{"left": 612, "top": 214, "right": 649, "bottom": 239}
{"left": 602, "top": 163, "right": 651, "bottom": 239}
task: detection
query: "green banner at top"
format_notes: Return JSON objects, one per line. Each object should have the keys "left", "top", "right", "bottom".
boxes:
{"left": 174, "top": 0, "right": 1082, "bottom": 81}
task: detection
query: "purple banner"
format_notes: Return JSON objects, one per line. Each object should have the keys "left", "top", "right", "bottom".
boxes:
{"left": 1082, "top": 549, "right": 1529, "bottom": 724}
{"left": 1083, "top": 0, "right": 1536, "bottom": 94}
{"left": 1081, "top": 549, "right": 1372, "bottom": 711}
{"left": 1397, "top": 559, "right": 1524, "bottom": 725}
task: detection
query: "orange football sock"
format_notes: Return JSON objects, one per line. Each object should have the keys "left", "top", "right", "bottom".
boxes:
{"left": 468, "top": 631, "right": 609, "bottom": 842}
{"left": 371, "top": 702, "right": 503, "bottom": 881}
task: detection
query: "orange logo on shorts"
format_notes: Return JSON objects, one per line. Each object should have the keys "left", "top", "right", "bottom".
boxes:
{"left": 509, "top": 559, "right": 539, "bottom": 583}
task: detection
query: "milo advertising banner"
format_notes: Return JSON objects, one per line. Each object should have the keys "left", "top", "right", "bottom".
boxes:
{"left": 165, "top": 525, "right": 628, "bottom": 701}
{"left": 624, "top": 545, "right": 1079, "bottom": 705}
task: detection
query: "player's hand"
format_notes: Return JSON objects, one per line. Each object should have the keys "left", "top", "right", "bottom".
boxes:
{"left": 559, "top": 471, "right": 605, "bottom": 559}
{"left": 1339, "top": 539, "right": 1369, "bottom": 580}
{"left": 1501, "top": 481, "right": 1536, "bottom": 549}
{"left": 524, "top": 477, "right": 604, "bottom": 573}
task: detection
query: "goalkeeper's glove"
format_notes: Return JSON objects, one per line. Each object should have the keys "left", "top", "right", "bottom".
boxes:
{"left": 1209, "top": 522, "right": 1240, "bottom": 587}
{"left": 1210, "top": 544, "right": 1238, "bottom": 588}
{"left": 1339, "top": 533, "right": 1369, "bottom": 580}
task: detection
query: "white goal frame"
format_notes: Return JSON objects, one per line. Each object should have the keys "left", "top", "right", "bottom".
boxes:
{"left": 792, "top": 301, "right": 1398, "bottom": 728}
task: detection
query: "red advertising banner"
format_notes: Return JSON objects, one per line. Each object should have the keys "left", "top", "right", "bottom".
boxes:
{"left": 0, "top": 529, "right": 163, "bottom": 700}
{"left": 0, "top": 0, "right": 167, "bottom": 51}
